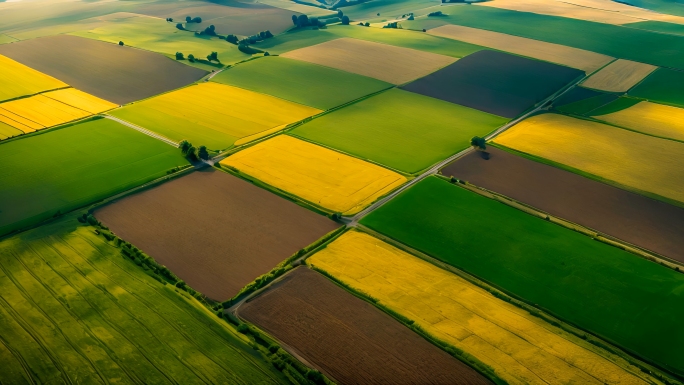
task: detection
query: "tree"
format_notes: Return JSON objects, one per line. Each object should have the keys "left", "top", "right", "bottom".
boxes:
{"left": 179, "top": 140, "right": 192, "bottom": 155}
{"left": 206, "top": 51, "right": 219, "bottom": 62}
{"left": 337, "top": 10, "right": 343, "bottom": 18}
{"left": 310, "top": 16, "right": 319, "bottom": 27}
{"left": 297, "top": 14, "right": 309, "bottom": 27}
{"left": 118, "top": 41, "right": 124, "bottom": 46}
{"left": 264, "top": 30, "right": 273, "bottom": 38}
{"left": 192, "top": 16, "right": 202, "bottom": 23}
{"left": 188, "top": 54, "right": 195, "bottom": 62}
{"left": 186, "top": 146, "right": 198, "bottom": 161}
{"left": 226, "top": 34, "right": 238, "bottom": 44}
{"left": 203, "top": 24, "right": 216, "bottom": 35}
{"left": 306, "top": 370, "right": 325, "bottom": 385}
{"left": 176, "top": 23, "right": 184, "bottom": 30}
{"left": 175, "top": 52, "right": 184, "bottom": 60}
{"left": 198, "top": 145, "right": 209, "bottom": 160}
{"left": 292, "top": 14, "right": 298, "bottom": 25}
{"left": 341, "top": 15, "right": 350, "bottom": 25}
{"left": 471, "top": 136, "right": 486, "bottom": 150}
{"left": 186, "top": 16, "right": 192, "bottom": 23}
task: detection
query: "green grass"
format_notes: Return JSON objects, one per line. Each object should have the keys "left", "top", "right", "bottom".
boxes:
{"left": 0, "top": 215, "right": 288, "bottom": 384}
{"left": 402, "top": 5, "right": 684, "bottom": 70}
{"left": 628, "top": 67, "right": 684, "bottom": 108}
{"left": 211, "top": 56, "right": 392, "bottom": 110}
{"left": 338, "top": 0, "right": 440, "bottom": 21}
{"left": 290, "top": 89, "right": 507, "bottom": 174}
{"left": 554, "top": 93, "right": 618, "bottom": 115}
{"left": 588, "top": 97, "right": 641, "bottom": 116}
{"left": 626, "top": 20, "right": 684, "bottom": 36}
{"left": 0, "top": 118, "right": 187, "bottom": 237}
{"left": 617, "top": 0, "right": 684, "bottom": 17}
{"left": 360, "top": 176, "right": 684, "bottom": 378}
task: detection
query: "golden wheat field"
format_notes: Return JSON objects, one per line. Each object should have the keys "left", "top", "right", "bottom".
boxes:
{"left": 0, "top": 54, "right": 67, "bottom": 102}
{"left": 475, "top": 0, "right": 642, "bottom": 25}
{"left": 581, "top": 60, "right": 657, "bottom": 92}
{"left": 43, "top": 88, "right": 117, "bottom": 114}
{"left": 595, "top": 101, "right": 684, "bottom": 141}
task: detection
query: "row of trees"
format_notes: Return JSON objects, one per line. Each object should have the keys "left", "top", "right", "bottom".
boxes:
{"left": 291, "top": 13, "right": 350, "bottom": 28}
{"left": 175, "top": 51, "right": 219, "bottom": 62}
{"left": 180, "top": 140, "right": 209, "bottom": 161}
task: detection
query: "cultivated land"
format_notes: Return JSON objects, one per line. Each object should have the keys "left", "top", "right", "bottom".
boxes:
{"left": 474, "top": 0, "right": 648, "bottom": 24}
{"left": 290, "top": 89, "right": 507, "bottom": 173}
{"left": 425, "top": 24, "right": 613, "bottom": 73}
{"left": 0, "top": 118, "right": 187, "bottom": 237}
{"left": 594, "top": 101, "right": 684, "bottom": 141}
{"left": 401, "top": 50, "right": 582, "bottom": 118}
{"left": 239, "top": 267, "right": 490, "bottom": 385}
{"left": 0, "top": 121, "right": 22, "bottom": 140}
{"left": 553, "top": 87, "right": 618, "bottom": 115}
{"left": 0, "top": 35, "right": 207, "bottom": 104}
{"left": 580, "top": 59, "right": 657, "bottom": 92}
{"left": 220, "top": 135, "right": 407, "bottom": 215}
{"left": 95, "top": 169, "right": 339, "bottom": 301}
{"left": 494, "top": 113, "right": 684, "bottom": 204}
{"left": 442, "top": 147, "right": 684, "bottom": 263}
{"left": 0, "top": 54, "right": 66, "bottom": 102}
{"left": 0, "top": 216, "right": 287, "bottom": 384}
{"left": 43, "top": 88, "right": 117, "bottom": 114}
{"left": 360, "top": 176, "right": 684, "bottom": 377}
{"left": 211, "top": 56, "right": 392, "bottom": 110}
{"left": 310, "top": 231, "right": 658, "bottom": 385}
{"left": 110, "top": 82, "right": 321, "bottom": 150}
{"left": 281, "top": 37, "right": 457, "bottom": 85}
{"left": 629, "top": 67, "right": 684, "bottom": 108}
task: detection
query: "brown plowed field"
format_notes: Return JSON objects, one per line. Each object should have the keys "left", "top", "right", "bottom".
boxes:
{"left": 94, "top": 169, "right": 339, "bottom": 300}
{"left": 0, "top": 35, "right": 207, "bottom": 104}
{"left": 442, "top": 147, "right": 684, "bottom": 262}
{"left": 239, "top": 267, "right": 491, "bottom": 385}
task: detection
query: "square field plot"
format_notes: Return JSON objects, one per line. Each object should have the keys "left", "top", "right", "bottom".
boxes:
{"left": 0, "top": 118, "right": 187, "bottom": 237}
{"left": 95, "top": 169, "right": 339, "bottom": 301}
{"left": 0, "top": 54, "right": 66, "bottom": 102}
{"left": 220, "top": 135, "right": 407, "bottom": 215}
{"left": 238, "top": 267, "right": 490, "bottom": 385}
{"left": 594, "top": 101, "right": 684, "bottom": 142}
{"left": 290, "top": 89, "right": 507, "bottom": 174}
{"left": 629, "top": 67, "right": 684, "bottom": 108}
{"left": 401, "top": 50, "right": 584, "bottom": 118}
{"left": 0, "top": 35, "right": 207, "bottom": 104}
{"left": 110, "top": 82, "right": 321, "bottom": 150}
{"left": 580, "top": 59, "right": 657, "bottom": 92}
{"left": 281, "top": 37, "right": 457, "bottom": 85}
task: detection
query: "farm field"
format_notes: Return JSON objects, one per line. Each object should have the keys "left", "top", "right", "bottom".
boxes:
{"left": 594, "top": 101, "right": 684, "bottom": 141}
{"left": 290, "top": 89, "right": 507, "bottom": 173}
{"left": 360, "top": 176, "right": 684, "bottom": 377}
{"left": 281, "top": 37, "right": 457, "bottom": 84}
{"left": 95, "top": 169, "right": 339, "bottom": 301}
{"left": 0, "top": 34, "right": 207, "bottom": 104}
{"left": 627, "top": 20, "right": 684, "bottom": 36}
{"left": 109, "top": 82, "right": 321, "bottom": 150}
{"left": 580, "top": 59, "right": 657, "bottom": 92}
{"left": 0, "top": 118, "right": 187, "bottom": 237}
{"left": 494, "top": 113, "right": 684, "bottom": 204}
{"left": 309, "top": 231, "right": 660, "bottom": 385}
{"left": 220, "top": 135, "right": 407, "bottom": 215}
{"left": 553, "top": 88, "right": 618, "bottom": 115}
{"left": 211, "top": 56, "right": 392, "bottom": 110}
{"left": 629, "top": 67, "right": 684, "bottom": 108}
{"left": 401, "top": 50, "right": 582, "bottom": 118}
{"left": 442, "top": 147, "right": 684, "bottom": 263}
{"left": 0, "top": 215, "right": 288, "bottom": 384}
{"left": 0, "top": 121, "right": 22, "bottom": 140}
{"left": 238, "top": 267, "right": 490, "bottom": 385}
{"left": 0, "top": 54, "right": 66, "bottom": 102}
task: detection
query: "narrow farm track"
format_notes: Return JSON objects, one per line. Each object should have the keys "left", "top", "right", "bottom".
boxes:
{"left": 102, "top": 115, "right": 179, "bottom": 147}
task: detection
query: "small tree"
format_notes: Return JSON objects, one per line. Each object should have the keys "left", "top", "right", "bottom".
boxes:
{"left": 341, "top": 15, "right": 350, "bottom": 25}
{"left": 198, "top": 145, "right": 209, "bottom": 160}
{"left": 292, "top": 14, "right": 298, "bottom": 25}
{"left": 118, "top": 41, "right": 124, "bottom": 46}
{"left": 192, "top": 16, "right": 202, "bottom": 23}
{"left": 306, "top": 370, "right": 325, "bottom": 385}
{"left": 471, "top": 136, "right": 486, "bottom": 151}
{"left": 206, "top": 51, "right": 219, "bottom": 62}
{"left": 337, "top": 10, "right": 343, "bottom": 18}
{"left": 186, "top": 16, "right": 192, "bottom": 23}
{"left": 179, "top": 140, "right": 192, "bottom": 155}
{"left": 175, "top": 52, "right": 184, "bottom": 60}
{"left": 310, "top": 17, "right": 319, "bottom": 27}
{"left": 204, "top": 25, "right": 216, "bottom": 35}
{"left": 188, "top": 54, "right": 195, "bottom": 62}
{"left": 176, "top": 23, "right": 184, "bottom": 30}
{"left": 186, "top": 146, "right": 198, "bottom": 161}
{"left": 226, "top": 34, "right": 238, "bottom": 44}
{"left": 297, "top": 14, "right": 309, "bottom": 27}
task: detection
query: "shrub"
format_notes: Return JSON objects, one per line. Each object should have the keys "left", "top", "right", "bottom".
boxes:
{"left": 175, "top": 52, "right": 184, "bottom": 60}
{"left": 237, "top": 323, "right": 249, "bottom": 334}
{"left": 188, "top": 54, "right": 195, "bottom": 62}
{"left": 118, "top": 41, "right": 124, "bottom": 46}
{"left": 342, "top": 15, "right": 350, "bottom": 25}
{"left": 428, "top": 11, "right": 444, "bottom": 16}
{"left": 176, "top": 23, "right": 184, "bottom": 30}
{"left": 226, "top": 34, "right": 238, "bottom": 44}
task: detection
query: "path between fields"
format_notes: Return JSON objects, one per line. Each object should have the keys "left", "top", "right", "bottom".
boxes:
{"left": 101, "top": 115, "right": 179, "bottom": 147}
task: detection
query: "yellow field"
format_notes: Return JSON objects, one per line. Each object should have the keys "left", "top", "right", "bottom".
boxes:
{"left": 0, "top": 94, "right": 89, "bottom": 128}
{"left": 581, "top": 60, "right": 657, "bottom": 92}
{"left": 476, "top": 0, "right": 643, "bottom": 24}
{"left": 0, "top": 54, "right": 67, "bottom": 102}
{"left": 595, "top": 101, "right": 684, "bottom": 141}
{"left": 309, "top": 231, "right": 653, "bottom": 385}
{"left": 0, "top": 121, "right": 23, "bottom": 140}
{"left": 221, "top": 135, "right": 407, "bottom": 215}
{"left": 0, "top": 107, "right": 43, "bottom": 133}
{"left": 43, "top": 88, "right": 117, "bottom": 114}
{"left": 494, "top": 113, "right": 684, "bottom": 203}
{"left": 427, "top": 25, "right": 613, "bottom": 73}
{"left": 561, "top": 0, "right": 684, "bottom": 24}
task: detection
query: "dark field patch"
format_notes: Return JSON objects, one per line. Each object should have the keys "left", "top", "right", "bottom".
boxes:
{"left": 239, "top": 267, "right": 491, "bottom": 385}
{"left": 553, "top": 86, "right": 604, "bottom": 107}
{"left": 402, "top": 50, "right": 583, "bottom": 118}
{"left": 0, "top": 35, "right": 207, "bottom": 104}
{"left": 629, "top": 67, "right": 684, "bottom": 108}
{"left": 94, "top": 169, "right": 339, "bottom": 301}
{"left": 441, "top": 147, "right": 684, "bottom": 263}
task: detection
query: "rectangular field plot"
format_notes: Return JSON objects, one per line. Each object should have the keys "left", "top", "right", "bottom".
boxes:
{"left": 0, "top": 216, "right": 288, "bottom": 384}
{"left": 43, "top": 87, "right": 117, "bottom": 114}
{"left": 0, "top": 118, "right": 187, "bottom": 237}
{"left": 628, "top": 67, "right": 684, "bottom": 108}
{"left": 309, "top": 231, "right": 659, "bottom": 385}
{"left": 95, "top": 169, "right": 339, "bottom": 301}
{"left": 494, "top": 113, "right": 684, "bottom": 204}
{"left": 594, "top": 101, "right": 684, "bottom": 141}
{"left": 290, "top": 89, "right": 507, "bottom": 173}
{"left": 221, "top": 135, "right": 407, "bottom": 215}
{"left": 474, "top": 0, "right": 645, "bottom": 24}
{"left": 281, "top": 37, "right": 457, "bottom": 85}
{"left": 238, "top": 267, "right": 490, "bottom": 385}
{"left": 402, "top": 50, "right": 583, "bottom": 118}
{"left": 442, "top": 147, "right": 684, "bottom": 263}
{"left": 110, "top": 82, "right": 321, "bottom": 150}
{"left": 360, "top": 176, "right": 684, "bottom": 377}
{"left": 0, "top": 35, "right": 207, "bottom": 104}
{"left": 211, "top": 56, "right": 392, "bottom": 110}
{"left": 426, "top": 24, "right": 613, "bottom": 74}
{"left": 0, "top": 121, "right": 23, "bottom": 140}
{"left": 581, "top": 59, "right": 657, "bottom": 92}
{"left": 0, "top": 54, "right": 66, "bottom": 102}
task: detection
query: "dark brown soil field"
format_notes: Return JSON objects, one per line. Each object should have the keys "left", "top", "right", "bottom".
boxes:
{"left": 401, "top": 50, "right": 583, "bottom": 118}
{"left": 239, "top": 267, "right": 490, "bottom": 385}
{"left": 0, "top": 35, "right": 207, "bottom": 104}
{"left": 94, "top": 169, "right": 339, "bottom": 300}
{"left": 442, "top": 147, "right": 684, "bottom": 262}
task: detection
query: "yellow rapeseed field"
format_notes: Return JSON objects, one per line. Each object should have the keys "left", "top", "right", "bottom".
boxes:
{"left": 0, "top": 94, "right": 89, "bottom": 128}
{"left": 309, "top": 231, "right": 652, "bottom": 385}
{"left": 494, "top": 113, "right": 684, "bottom": 203}
{"left": 0, "top": 54, "right": 67, "bottom": 102}
{"left": 595, "top": 101, "right": 684, "bottom": 141}
{"left": 476, "top": 0, "right": 642, "bottom": 25}
{"left": 43, "top": 88, "right": 117, "bottom": 114}
{"left": 221, "top": 135, "right": 407, "bottom": 215}
{"left": 0, "top": 107, "right": 43, "bottom": 133}
{"left": 0, "top": 121, "right": 23, "bottom": 140}
{"left": 581, "top": 60, "right": 657, "bottom": 92}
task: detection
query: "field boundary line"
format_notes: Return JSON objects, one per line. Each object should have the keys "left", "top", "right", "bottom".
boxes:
{"left": 101, "top": 115, "right": 179, "bottom": 147}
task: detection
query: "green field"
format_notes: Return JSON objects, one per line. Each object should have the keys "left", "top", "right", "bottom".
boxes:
{"left": 211, "top": 56, "right": 392, "bottom": 110}
{"left": 338, "top": 0, "right": 438, "bottom": 21}
{"left": 360, "top": 176, "right": 684, "bottom": 377}
{"left": 628, "top": 67, "right": 684, "bottom": 108}
{"left": 290, "top": 89, "right": 507, "bottom": 173}
{"left": 0, "top": 215, "right": 287, "bottom": 384}
{"left": 626, "top": 20, "right": 684, "bottom": 36}
{"left": 402, "top": 6, "right": 684, "bottom": 70}
{"left": 0, "top": 118, "right": 187, "bottom": 237}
